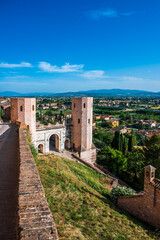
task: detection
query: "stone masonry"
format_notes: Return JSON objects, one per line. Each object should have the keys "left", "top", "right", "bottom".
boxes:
{"left": 10, "top": 97, "right": 96, "bottom": 165}
{"left": 72, "top": 97, "right": 96, "bottom": 164}
{"left": 18, "top": 127, "right": 58, "bottom": 239}
{"left": 11, "top": 98, "right": 36, "bottom": 143}
{"left": 118, "top": 165, "right": 160, "bottom": 228}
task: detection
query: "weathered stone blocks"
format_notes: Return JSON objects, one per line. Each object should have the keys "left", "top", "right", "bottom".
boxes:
{"left": 18, "top": 129, "right": 58, "bottom": 239}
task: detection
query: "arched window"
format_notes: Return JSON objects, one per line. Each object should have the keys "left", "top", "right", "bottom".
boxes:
{"left": 74, "top": 103, "right": 76, "bottom": 108}
{"left": 20, "top": 106, "right": 23, "bottom": 111}
{"left": 84, "top": 103, "right": 86, "bottom": 108}
{"left": 32, "top": 105, "right": 34, "bottom": 111}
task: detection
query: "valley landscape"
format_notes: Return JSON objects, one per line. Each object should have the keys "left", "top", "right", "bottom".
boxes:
{"left": 1, "top": 0, "right": 160, "bottom": 239}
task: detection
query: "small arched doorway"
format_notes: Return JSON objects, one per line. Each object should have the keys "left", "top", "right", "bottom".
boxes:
{"left": 38, "top": 144, "right": 44, "bottom": 153}
{"left": 49, "top": 134, "right": 59, "bottom": 152}
{"left": 65, "top": 139, "right": 70, "bottom": 150}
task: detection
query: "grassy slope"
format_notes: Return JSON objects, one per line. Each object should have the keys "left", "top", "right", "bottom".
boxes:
{"left": 36, "top": 155, "right": 158, "bottom": 240}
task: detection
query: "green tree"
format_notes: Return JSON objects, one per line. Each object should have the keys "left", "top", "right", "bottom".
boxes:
{"left": 97, "top": 146, "right": 127, "bottom": 174}
{"left": 122, "top": 137, "right": 127, "bottom": 155}
{"left": 136, "top": 133, "right": 145, "bottom": 146}
{"left": 129, "top": 115, "right": 133, "bottom": 124}
{"left": 126, "top": 148, "right": 144, "bottom": 180}
{"left": 124, "top": 133, "right": 138, "bottom": 149}
{"left": 143, "top": 135, "right": 160, "bottom": 177}
{"left": 113, "top": 131, "right": 121, "bottom": 151}
{"left": 119, "top": 120, "right": 125, "bottom": 126}
{"left": 128, "top": 136, "right": 133, "bottom": 152}
{"left": 93, "top": 130, "right": 114, "bottom": 148}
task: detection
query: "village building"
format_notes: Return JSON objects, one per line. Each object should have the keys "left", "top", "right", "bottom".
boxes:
{"left": 106, "top": 119, "right": 119, "bottom": 128}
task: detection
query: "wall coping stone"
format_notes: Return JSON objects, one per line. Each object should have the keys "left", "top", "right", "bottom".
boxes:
{"left": 18, "top": 128, "right": 58, "bottom": 240}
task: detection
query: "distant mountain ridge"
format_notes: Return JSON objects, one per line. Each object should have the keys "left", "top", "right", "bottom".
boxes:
{"left": 0, "top": 89, "right": 160, "bottom": 97}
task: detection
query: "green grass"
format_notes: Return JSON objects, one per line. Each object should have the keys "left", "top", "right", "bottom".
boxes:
{"left": 36, "top": 155, "right": 158, "bottom": 240}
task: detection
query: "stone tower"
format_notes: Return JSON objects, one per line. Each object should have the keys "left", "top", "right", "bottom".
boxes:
{"left": 144, "top": 165, "right": 156, "bottom": 191}
{"left": 72, "top": 97, "right": 96, "bottom": 164}
{"left": 11, "top": 98, "right": 36, "bottom": 143}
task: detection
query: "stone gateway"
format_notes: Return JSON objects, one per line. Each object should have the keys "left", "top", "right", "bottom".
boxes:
{"left": 10, "top": 97, "right": 96, "bottom": 164}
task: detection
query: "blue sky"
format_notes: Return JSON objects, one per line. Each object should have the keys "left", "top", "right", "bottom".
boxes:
{"left": 0, "top": 0, "right": 160, "bottom": 93}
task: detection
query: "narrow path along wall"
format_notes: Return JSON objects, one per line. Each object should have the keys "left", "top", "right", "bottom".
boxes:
{"left": 18, "top": 128, "right": 58, "bottom": 240}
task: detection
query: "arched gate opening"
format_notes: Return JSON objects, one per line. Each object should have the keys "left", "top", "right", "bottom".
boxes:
{"left": 38, "top": 144, "right": 44, "bottom": 154}
{"left": 65, "top": 139, "right": 70, "bottom": 150}
{"left": 49, "top": 134, "right": 59, "bottom": 152}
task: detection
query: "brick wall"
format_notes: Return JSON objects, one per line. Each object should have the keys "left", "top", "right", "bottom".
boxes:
{"left": 72, "top": 97, "right": 93, "bottom": 151}
{"left": 80, "top": 148, "right": 97, "bottom": 165}
{"left": 18, "top": 128, "right": 58, "bottom": 239}
{"left": 118, "top": 174, "right": 160, "bottom": 228}
{"left": 11, "top": 98, "right": 36, "bottom": 143}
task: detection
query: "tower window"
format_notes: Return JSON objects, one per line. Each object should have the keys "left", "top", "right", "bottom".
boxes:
{"left": 78, "top": 119, "right": 80, "bottom": 124}
{"left": 84, "top": 103, "right": 86, "bottom": 108}
{"left": 20, "top": 106, "right": 23, "bottom": 111}
{"left": 88, "top": 119, "right": 90, "bottom": 124}
{"left": 74, "top": 103, "right": 76, "bottom": 108}
{"left": 32, "top": 105, "right": 34, "bottom": 111}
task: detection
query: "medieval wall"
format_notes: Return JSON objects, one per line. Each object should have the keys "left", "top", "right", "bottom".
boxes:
{"left": 80, "top": 148, "right": 97, "bottom": 165}
{"left": 18, "top": 127, "right": 58, "bottom": 239}
{"left": 36, "top": 127, "right": 66, "bottom": 153}
{"left": 118, "top": 175, "right": 160, "bottom": 228}
{"left": 72, "top": 97, "right": 93, "bottom": 151}
{"left": 72, "top": 97, "right": 96, "bottom": 164}
{"left": 11, "top": 98, "right": 36, "bottom": 143}
{"left": 11, "top": 98, "right": 18, "bottom": 124}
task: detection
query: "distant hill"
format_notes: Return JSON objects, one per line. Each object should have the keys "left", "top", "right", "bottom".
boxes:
{"left": 0, "top": 89, "right": 160, "bottom": 97}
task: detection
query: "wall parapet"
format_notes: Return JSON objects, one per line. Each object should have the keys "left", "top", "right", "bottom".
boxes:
{"left": 72, "top": 153, "right": 118, "bottom": 188}
{"left": 118, "top": 193, "right": 144, "bottom": 200}
{"left": 95, "top": 163, "right": 132, "bottom": 188}
{"left": 18, "top": 128, "right": 58, "bottom": 239}
{"left": 117, "top": 165, "right": 160, "bottom": 228}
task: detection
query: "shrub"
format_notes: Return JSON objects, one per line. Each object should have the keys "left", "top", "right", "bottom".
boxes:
{"left": 30, "top": 144, "right": 38, "bottom": 161}
{"left": 110, "top": 185, "right": 135, "bottom": 204}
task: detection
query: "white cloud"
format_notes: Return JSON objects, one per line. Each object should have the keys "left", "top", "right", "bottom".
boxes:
{"left": 80, "top": 71, "right": 147, "bottom": 82}
{"left": 88, "top": 8, "right": 135, "bottom": 20}
{"left": 0, "top": 62, "right": 32, "bottom": 68}
{"left": 5, "top": 75, "right": 28, "bottom": 79}
{"left": 0, "top": 81, "right": 46, "bottom": 85}
{"left": 119, "top": 76, "right": 145, "bottom": 81}
{"left": 80, "top": 70, "right": 108, "bottom": 79}
{"left": 89, "top": 9, "right": 118, "bottom": 19}
{"left": 38, "top": 62, "right": 84, "bottom": 73}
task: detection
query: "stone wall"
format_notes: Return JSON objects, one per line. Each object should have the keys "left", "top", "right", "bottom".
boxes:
{"left": 72, "top": 97, "right": 93, "bottom": 150}
{"left": 11, "top": 98, "right": 36, "bottom": 143}
{"left": 95, "top": 163, "right": 132, "bottom": 188}
{"left": 72, "top": 97, "right": 96, "bottom": 164}
{"left": 80, "top": 148, "right": 97, "bottom": 165}
{"left": 72, "top": 153, "right": 118, "bottom": 188}
{"left": 118, "top": 167, "right": 160, "bottom": 228}
{"left": 18, "top": 128, "right": 58, "bottom": 239}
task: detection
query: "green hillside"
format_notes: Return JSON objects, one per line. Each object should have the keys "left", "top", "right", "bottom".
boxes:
{"left": 36, "top": 155, "right": 158, "bottom": 240}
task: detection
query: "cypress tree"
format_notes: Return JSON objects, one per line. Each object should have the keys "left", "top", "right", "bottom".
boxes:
{"left": 115, "top": 131, "right": 121, "bottom": 151}
{"left": 128, "top": 136, "right": 133, "bottom": 152}
{"left": 122, "top": 137, "right": 126, "bottom": 154}
{"left": 120, "top": 133, "right": 124, "bottom": 152}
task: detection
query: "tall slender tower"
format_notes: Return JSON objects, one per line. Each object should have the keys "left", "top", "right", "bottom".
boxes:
{"left": 72, "top": 97, "right": 96, "bottom": 164}
{"left": 11, "top": 98, "right": 36, "bottom": 143}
